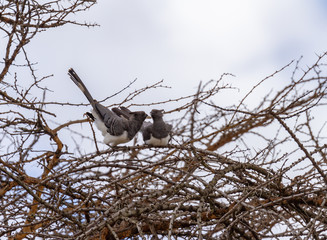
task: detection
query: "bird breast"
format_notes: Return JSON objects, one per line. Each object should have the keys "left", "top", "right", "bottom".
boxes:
{"left": 145, "top": 135, "right": 170, "bottom": 146}
{"left": 103, "top": 131, "right": 129, "bottom": 146}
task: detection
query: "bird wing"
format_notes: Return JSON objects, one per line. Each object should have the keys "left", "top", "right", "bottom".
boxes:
{"left": 94, "top": 103, "right": 128, "bottom": 136}
{"left": 141, "top": 121, "right": 152, "bottom": 141}
{"left": 151, "top": 120, "right": 172, "bottom": 139}
{"left": 141, "top": 121, "right": 152, "bottom": 131}
{"left": 112, "top": 107, "right": 128, "bottom": 120}
{"left": 119, "top": 106, "right": 132, "bottom": 115}
{"left": 166, "top": 123, "right": 173, "bottom": 132}
{"left": 112, "top": 107, "right": 131, "bottom": 120}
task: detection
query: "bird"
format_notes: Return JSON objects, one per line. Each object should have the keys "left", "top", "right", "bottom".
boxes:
{"left": 141, "top": 109, "right": 172, "bottom": 146}
{"left": 112, "top": 106, "right": 132, "bottom": 120}
{"left": 68, "top": 68, "right": 147, "bottom": 146}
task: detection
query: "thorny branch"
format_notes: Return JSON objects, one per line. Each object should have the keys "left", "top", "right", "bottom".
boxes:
{"left": 1, "top": 1, "right": 327, "bottom": 239}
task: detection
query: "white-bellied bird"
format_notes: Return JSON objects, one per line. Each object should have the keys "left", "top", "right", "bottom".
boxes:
{"left": 68, "top": 68, "right": 147, "bottom": 146}
{"left": 141, "top": 109, "right": 172, "bottom": 146}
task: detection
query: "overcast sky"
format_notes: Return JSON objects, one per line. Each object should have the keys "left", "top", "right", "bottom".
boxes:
{"left": 27, "top": 0, "right": 327, "bottom": 106}
{"left": 8, "top": 0, "right": 326, "bottom": 175}
{"left": 19, "top": 0, "right": 327, "bottom": 142}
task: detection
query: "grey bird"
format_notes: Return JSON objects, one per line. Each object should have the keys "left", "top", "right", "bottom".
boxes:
{"left": 141, "top": 109, "right": 172, "bottom": 146}
{"left": 68, "top": 68, "right": 147, "bottom": 146}
{"left": 112, "top": 106, "right": 132, "bottom": 120}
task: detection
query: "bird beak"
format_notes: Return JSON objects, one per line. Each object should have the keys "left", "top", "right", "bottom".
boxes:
{"left": 146, "top": 116, "right": 152, "bottom": 119}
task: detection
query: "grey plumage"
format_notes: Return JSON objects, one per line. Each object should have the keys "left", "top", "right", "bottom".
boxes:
{"left": 68, "top": 68, "right": 147, "bottom": 146}
{"left": 112, "top": 106, "right": 132, "bottom": 120}
{"left": 141, "top": 109, "right": 172, "bottom": 146}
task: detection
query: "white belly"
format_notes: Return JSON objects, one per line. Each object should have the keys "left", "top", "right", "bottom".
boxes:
{"left": 145, "top": 135, "right": 170, "bottom": 146}
{"left": 92, "top": 111, "right": 108, "bottom": 136}
{"left": 92, "top": 110, "right": 129, "bottom": 146}
{"left": 103, "top": 131, "right": 129, "bottom": 146}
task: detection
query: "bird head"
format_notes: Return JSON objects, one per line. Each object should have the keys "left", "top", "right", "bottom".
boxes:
{"left": 150, "top": 109, "right": 164, "bottom": 119}
{"left": 130, "top": 111, "right": 148, "bottom": 122}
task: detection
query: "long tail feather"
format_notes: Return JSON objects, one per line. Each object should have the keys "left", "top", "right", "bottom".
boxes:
{"left": 68, "top": 68, "right": 95, "bottom": 106}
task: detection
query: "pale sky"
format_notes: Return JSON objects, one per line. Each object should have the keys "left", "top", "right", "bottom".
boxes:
{"left": 21, "top": 0, "right": 327, "bottom": 152}
{"left": 30, "top": 1, "right": 327, "bottom": 106}
{"left": 2, "top": 1, "right": 327, "bottom": 234}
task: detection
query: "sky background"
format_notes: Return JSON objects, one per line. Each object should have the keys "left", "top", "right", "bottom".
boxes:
{"left": 1, "top": 0, "right": 326, "bottom": 179}
{"left": 18, "top": 0, "right": 327, "bottom": 152}
{"left": 28, "top": 0, "right": 327, "bottom": 107}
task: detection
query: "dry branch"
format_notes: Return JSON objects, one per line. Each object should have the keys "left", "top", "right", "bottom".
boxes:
{"left": 1, "top": 2, "right": 327, "bottom": 239}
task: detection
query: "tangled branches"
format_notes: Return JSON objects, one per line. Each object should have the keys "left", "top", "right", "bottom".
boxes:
{"left": 1, "top": 1, "right": 327, "bottom": 239}
{"left": 0, "top": 0, "right": 96, "bottom": 82}
{"left": 1, "top": 53, "right": 327, "bottom": 239}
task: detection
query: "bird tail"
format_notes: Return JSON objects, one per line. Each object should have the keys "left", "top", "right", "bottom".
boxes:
{"left": 68, "top": 68, "right": 95, "bottom": 106}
